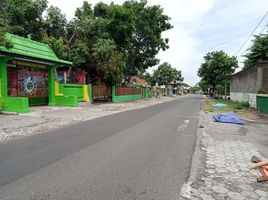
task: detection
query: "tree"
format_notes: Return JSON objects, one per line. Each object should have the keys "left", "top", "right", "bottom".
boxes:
{"left": 2, "top": 0, "right": 48, "bottom": 40}
{"left": 197, "top": 51, "right": 238, "bottom": 95}
{"left": 43, "top": 6, "right": 67, "bottom": 38}
{"left": 198, "top": 79, "right": 210, "bottom": 94}
{"left": 72, "top": 1, "right": 111, "bottom": 77}
{"left": 152, "top": 62, "right": 184, "bottom": 86}
{"left": 141, "top": 72, "right": 152, "bottom": 85}
{"left": 122, "top": 0, "right": 173, "bottom": 78}
{"left": 42, "top": 34, "right": 68, "bottom": 59}
{"left": 92, "top": 38, "right": 125, "bottom": 98}
{"left": 0, "top": 0, "right": 174, "bottom": 89}
{"left": 0, "top": 29, "right": 13, "bottom": 48}
{"left": 92, "top": 38, "right": 125, "bottom": 86}
{"left": 244, "top": 31, "right": 268, "bottom": 68}
{"left": 0, "top": 0, "right": 8, "bottom": 28}
{"left": 93, "top": 0, "right": 173, "bottom": 80}
{"left": 190, "top": 84, "right": 201, "bottom": 94}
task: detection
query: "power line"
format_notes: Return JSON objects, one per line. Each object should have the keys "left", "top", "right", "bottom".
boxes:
{"left": 235, "top": 10, "right": 268, "bottom": 56}
{"left": 175, "top": 30, "right": 251, "bottom": 65}
{"left": 259, "top": 23, "right": 268, "bottom": 34}
{"left": 172, "top": 14, "right": 268, "bottom": 66}
{"left": 238, "top": 23, "right": 268, "bottom": 58}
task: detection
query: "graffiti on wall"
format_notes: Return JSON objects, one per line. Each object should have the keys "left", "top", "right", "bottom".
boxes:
{"left": 8, "top": 71, "right": 48, "bottom": 97}
{"left": 56, "top": 69, "right": 86, "bottom": 84}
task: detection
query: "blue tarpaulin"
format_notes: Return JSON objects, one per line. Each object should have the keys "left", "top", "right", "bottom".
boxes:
{"left": 213, "top": 112, "right": 245, "bottom": 125}
{"left": 213, "top": 103, "right": 228, "bottom": 108}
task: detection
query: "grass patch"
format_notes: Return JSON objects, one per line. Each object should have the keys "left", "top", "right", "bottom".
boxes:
{"left": 202, "top": 99, "right": 249, "bottom": 112}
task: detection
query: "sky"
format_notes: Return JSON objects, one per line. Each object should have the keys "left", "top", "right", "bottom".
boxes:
{"left": 48, "top": 0, "right": 268, "bottom": 86}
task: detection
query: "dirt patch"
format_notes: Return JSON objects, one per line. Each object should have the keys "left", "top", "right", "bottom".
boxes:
{"left": 202, "top": 98, "right": 268, "bottom": 123}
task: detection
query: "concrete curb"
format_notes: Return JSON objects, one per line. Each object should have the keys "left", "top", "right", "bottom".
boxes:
{"left": 179, "top": 110, "right": 206, "bottom": 199}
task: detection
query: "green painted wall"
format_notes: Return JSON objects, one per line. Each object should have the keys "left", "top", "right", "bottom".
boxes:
{"left": 29, "top": 97, "right": 48, "bottom": 105}
{"left": 147, "top": 88, "right": 152, "bottom": 98}
{"left": 0, "top": 97, "right": 29, "bottom": 113}
{"left": 0, "top": 58, "right": 10, "bottom": 97}
{"left": 59, "top": 83, "right": 84, "bottom": 102}
{"left": 0, "top": 57, "right": 29, "bottom": 113}
{"left": 143, "top": 88, "right": 152, "bottom": 99}
{"left": 257, "top": 95, "right": 268, "bottom": 115}
{"left": 48, "top": 67, "right": 80, "bottom": 107}
{"left": 88, "top": 84, "right": 93, "bottom": 103}
{"left": 54, "top": 95, "right": 78, "bottom": 107}
{"left": 48, "top": 66, "right": 56, "bottom": 106}
{"left": 112, "top": 94, "right": 142, "bottom": 102}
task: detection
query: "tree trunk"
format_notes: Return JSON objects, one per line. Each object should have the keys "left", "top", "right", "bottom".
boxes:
{"left": 104, "top": 85, "right": 110, "bottom": 101}
{"left": 224, "top": 81, "right": 227, "bottom": 100}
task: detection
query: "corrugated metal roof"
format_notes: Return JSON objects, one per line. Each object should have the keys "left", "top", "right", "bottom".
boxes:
{"left": 0, "top": 33, "right": 72, "bottom": 65}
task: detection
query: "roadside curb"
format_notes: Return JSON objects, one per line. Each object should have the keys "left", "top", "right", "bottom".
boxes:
{"left": 179, "top": 110, "right": 206, "bottom": 199}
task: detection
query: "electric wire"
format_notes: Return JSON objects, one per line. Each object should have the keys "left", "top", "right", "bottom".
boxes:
{"left": 235, "top": 10, "right": 268, "bottom": 56}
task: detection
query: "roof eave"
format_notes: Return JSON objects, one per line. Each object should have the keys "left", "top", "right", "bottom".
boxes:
{"left": 0, "top": 51, "right": 72, "bottom": 66}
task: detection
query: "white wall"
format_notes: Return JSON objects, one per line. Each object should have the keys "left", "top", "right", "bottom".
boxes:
{"left": 230, "top": 92, "right": 256, "bottom": 108}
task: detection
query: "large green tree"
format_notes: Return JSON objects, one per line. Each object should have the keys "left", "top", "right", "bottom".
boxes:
{"left": 0, "top": 0, "right": 173, "bottom": 87}
{"left": 42, "top": 35, "right": 68, "bottom": 59}
{"left": 2, "top": 0, "right": 48, "bottom": 40}
{"left": 43, "top": 6, "right": 67, "bottom": 38}
{"left": 198, "top": 79, "right": 210, "bottom": 93}
{"left": 92, "top": 38, "right": 125, "bottom": 99}
{"left": 72, "top": 1, "right": 110, "bottom": 77}
{"left": 93, "top": 0, "right": 172, "bottom": 80}
{"left": 0, "top": 0, "right": 8, "bottom": 27}
{"left": 92, "top": 38, "right": 125, "bottom": 86}
{"left": 151, "top": 62, "right": 184, "bottom": 86}
{"left": 244, "top": 31, "right": 268, "bottom": 68}
{"left": 123, "top": 0, "right": 172, "bottom": 78}
{"left": 190, "top": 83, "right": 201, "bottom": 94}
{"left": 197, "top": 50, "right": 238, "bottom": 94}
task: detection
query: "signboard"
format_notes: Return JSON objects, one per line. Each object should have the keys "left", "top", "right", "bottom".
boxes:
{"left": 12, "top": 60, "right": 46, "bottom": 69}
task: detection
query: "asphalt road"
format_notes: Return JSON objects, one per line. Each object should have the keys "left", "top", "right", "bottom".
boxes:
{"left": 0, "top": 95, "right": 202, "bottom": 200}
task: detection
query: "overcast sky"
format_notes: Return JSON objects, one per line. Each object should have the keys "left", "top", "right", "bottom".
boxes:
{"left": 48, "top": 0, "right": 268, "bottom": 86}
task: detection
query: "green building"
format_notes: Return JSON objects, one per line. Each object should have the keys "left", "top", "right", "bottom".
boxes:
{"left": 0, "top": 33, "right": 91, "bottom": 113}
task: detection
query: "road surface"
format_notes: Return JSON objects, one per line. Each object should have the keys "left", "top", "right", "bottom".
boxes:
{"left": 0, "top": 95, "right": 202, "bottom": 200}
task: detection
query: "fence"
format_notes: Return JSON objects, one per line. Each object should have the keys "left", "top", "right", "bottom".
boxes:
{"left": 115, "top": 87, "right": 141, "bottom": 96}
{"left": 112, "top": 86, "right": 152, "bottom": 103}
{"left": 92, "top": 84, "right": 111, "bottom": 101}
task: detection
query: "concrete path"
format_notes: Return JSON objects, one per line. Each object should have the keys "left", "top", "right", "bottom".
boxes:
{"left": 0, "top": 95, "right": 202, "bottom": 200}
{"left": 181, "top": 111, "right": 268, "bottom": 200}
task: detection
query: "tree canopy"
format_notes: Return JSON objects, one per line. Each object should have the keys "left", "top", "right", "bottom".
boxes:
{"left": 151, "top": 62, "right": 183, "bottom": 86}
{"left": 0, "top": 0, "right": 173, "bottom": 87}
{"left": 244, "top": 31, "right": 268, "bottom": 68}
{"left": 1, "top": 0, "right": 48, "bottom": 40}
{"left": 92, "top": 38, "right": 125, "bottom": 86}
{"left": 197, "top": 50, "right": 238, "bottom": 92}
